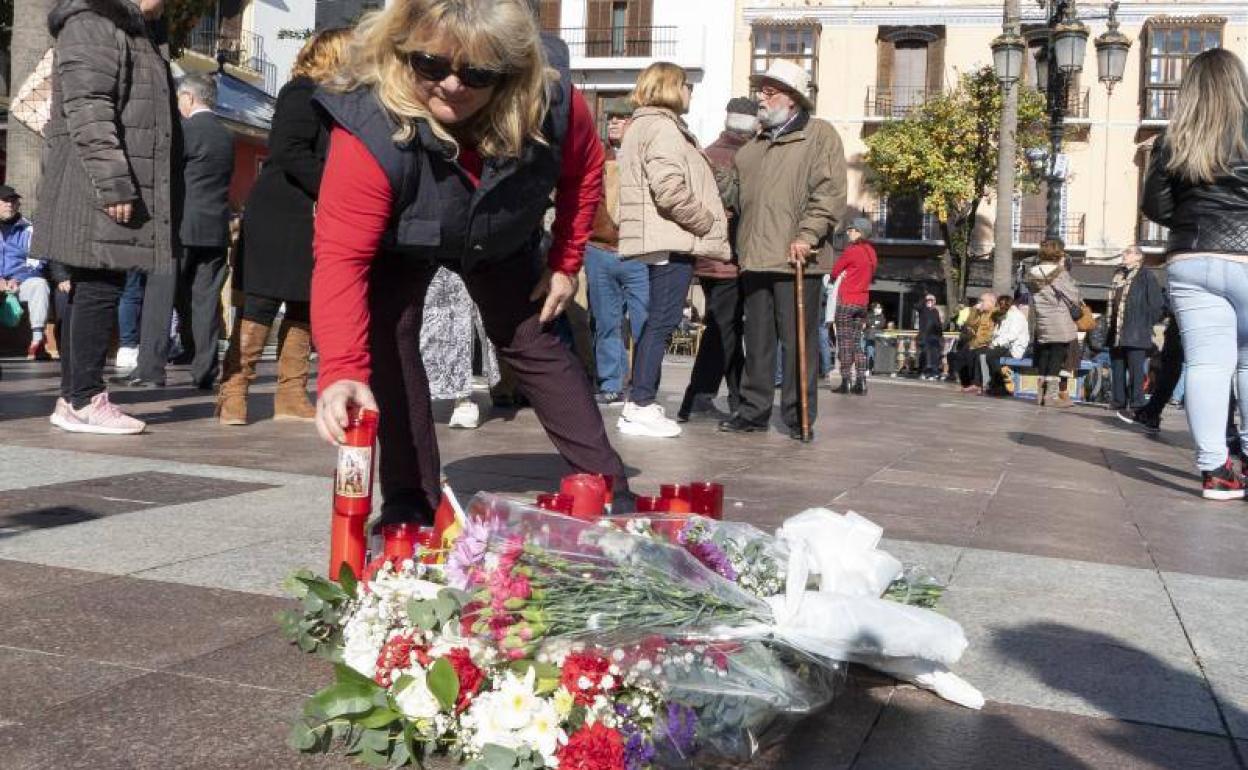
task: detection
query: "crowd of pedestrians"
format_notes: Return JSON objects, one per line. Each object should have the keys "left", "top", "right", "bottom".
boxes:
{"left": 10, "top": 0, "right": 1248, "bottom": 508}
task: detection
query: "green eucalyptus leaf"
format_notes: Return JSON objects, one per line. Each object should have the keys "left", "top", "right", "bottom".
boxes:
{"left": 359, "top": 707, "right": 402, "bottom": 729}
{"left": 481, "top": 743, "right": 518, "bottom": 770}
{"left": 336, "top": 663, "right": 384, "bottom": 690}
{"left": 359, "top": 746, "right": 390, "bottom": 768}
{"left": 307, "top": 680, "right": 377, "bottom": 718}
{"left": 287, "top": 722, "right": 318, "bottom": 751}
{"left": 338, "top": 562, "right": 360, "bottom": 594}
{"left": 296, "top": 634, "right": 317, "bottom": 653}
{"left": 427, "top": 657, "right": 460, "bottom": 712}
{"left": 362, "top": 727, "right": 392, "bottom": 752}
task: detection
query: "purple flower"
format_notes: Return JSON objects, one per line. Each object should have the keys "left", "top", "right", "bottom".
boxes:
{"left": 623, "top": 724, "right": 657, "bottom": 770}
{"left": 684, "top": 540, "right": 737, "bottom": 581}
{"left": 661, "top": 702, "right": 698, "bottom": 757}
{"left": 445, "top": 517, "right": 491, "bottom": 589}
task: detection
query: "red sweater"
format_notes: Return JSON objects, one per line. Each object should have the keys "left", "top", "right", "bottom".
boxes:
{"left": 829, "top": 240, "right": 878, "bottom": 306}
{"left": 311, "top": 87, "right": 605, "bottom": 392}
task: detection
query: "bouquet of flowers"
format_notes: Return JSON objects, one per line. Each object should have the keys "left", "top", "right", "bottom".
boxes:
{"left": 283, "top": 495, "right": 849, "bottom": 768}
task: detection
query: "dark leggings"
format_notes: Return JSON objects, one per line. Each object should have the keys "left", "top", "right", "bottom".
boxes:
{"left": 63, "top": 268, "right": 127, "bottom": 409}
{"left": 242, "top": 294, "right": 310, "bottom": 326}
{"left": 1034, "top": 342, "right": 1070, "bottom": 377}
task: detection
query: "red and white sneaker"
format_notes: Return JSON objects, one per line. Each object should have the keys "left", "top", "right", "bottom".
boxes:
{"left": 1202, "top": 458, "right": 1246, "bottom": 501}
{"left": 60, "top": 392, "right": 146, "bottom": 435}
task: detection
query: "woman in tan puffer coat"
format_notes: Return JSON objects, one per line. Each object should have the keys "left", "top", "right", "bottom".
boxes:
{"left": 615, "top": 61, "right": 730, "bottom": 438}
{"left": 1026, "top": 239, "right": 1083, "bottom": 406}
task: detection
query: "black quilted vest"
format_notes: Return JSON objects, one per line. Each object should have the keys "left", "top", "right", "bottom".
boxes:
{"left": 313, "top": 41, "right": 572, "bottom": 274}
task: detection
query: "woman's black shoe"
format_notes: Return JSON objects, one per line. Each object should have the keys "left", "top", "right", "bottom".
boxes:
{"left": 851, "top": 375, "right": 867, "bottom": 395}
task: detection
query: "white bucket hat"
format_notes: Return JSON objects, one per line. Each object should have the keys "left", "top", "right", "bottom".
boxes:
{"left": 750, "top": 58, "right": 815, "bottom": 111}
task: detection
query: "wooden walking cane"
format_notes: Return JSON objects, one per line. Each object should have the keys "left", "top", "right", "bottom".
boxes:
{"left": 794, "top": 258, "right": 811, "bottom": 441}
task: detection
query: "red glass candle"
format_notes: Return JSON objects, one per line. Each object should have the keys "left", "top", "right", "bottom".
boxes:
{"left": 634, "top": 495, "right": 661, "bottom": 513}
{"left": 659, "top": 484, "right": 692, "bottom": 514}
{"left": 559, "top": 473, "right": 607, "bottom": 520}
{"left": 689, "top": 481, "right": 725, "bottom": 519}
{"left": 417, "top": 526, "right": 438, "bottom": 564}
{"left": 536, "top": 492, "right": 575, "bottom": 515}
{"left": 330, "top": 407, "right": 379, "bottom": 580}
{"left": 381, "top": 523, "right": 418, "bottom": 562}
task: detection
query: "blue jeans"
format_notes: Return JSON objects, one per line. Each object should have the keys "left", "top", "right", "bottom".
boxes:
{"left": 818, "top": 322, "right": 833, "bottom": 375}
{"left": 118, "top": 269, "right": 145, "bottom": 347}
{"left": 629, "top": 257, "right": 692, "bottom": 406}
{"left": 1167, "top": 256, "right": 1248, "bottom": 471}
{"left": 584, "top": 245, "right": 649, "bottom": 393}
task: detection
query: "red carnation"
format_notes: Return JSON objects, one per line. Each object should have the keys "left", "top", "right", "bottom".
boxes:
{"left": 374, "top": 633, "right": 428, "bottom": 687}
{"left": 560, "top": 652, "right": 612, "bottom": 706}
{"left": 556, "top": 723, "right": 626, "bottom": 770}
{"left": 445, "top": 647, "right": 484, "bottom": 712}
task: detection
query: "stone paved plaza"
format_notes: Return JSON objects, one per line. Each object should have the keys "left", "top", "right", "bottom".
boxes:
{"left": 0, "top": 356, "right": 1245, "bottom": 769}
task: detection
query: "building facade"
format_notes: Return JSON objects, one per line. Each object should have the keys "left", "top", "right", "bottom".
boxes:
{"left": 539, "top": 0, "right": 737, "bottom": 144}
{"left": 734, "top": 0, "right": 1248, "bottom": 317}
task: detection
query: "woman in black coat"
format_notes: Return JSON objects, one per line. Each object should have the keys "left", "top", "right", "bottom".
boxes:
{"left": 1107, "top": 245, "right": 1164, "bottom": 414}
{"left": 216, "top": 28, "right": 351, "bottom": 426}
{"left": 915, "top": 293, "right": 944, "bottom": 379}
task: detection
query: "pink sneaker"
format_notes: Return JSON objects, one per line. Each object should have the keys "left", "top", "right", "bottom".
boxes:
{"left": 61, "top": 392, "right": 146, "bottom": 435}
{"left": 49, "top": 397, "right": 80, "bottom": 430}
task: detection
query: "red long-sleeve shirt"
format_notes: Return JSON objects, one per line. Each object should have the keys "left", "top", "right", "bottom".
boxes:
{"left": 829, "top": 240, "right": 878, "bottom": 307}
{"left": 311, "top": 87, "right": 605, "bottom": 392}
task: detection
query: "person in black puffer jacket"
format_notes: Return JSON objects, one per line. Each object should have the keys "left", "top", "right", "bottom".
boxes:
{"left": 34, "top": 0, "right": 179, "bottom": 435}
{"left": 1140, "top": 47, "right": 1248, "bottom": 501}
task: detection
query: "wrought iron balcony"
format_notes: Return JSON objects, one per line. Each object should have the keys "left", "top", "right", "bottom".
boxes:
{"left": 561, "top": 26, "right": 678, "bottom": 59}
{"left": 1142, "top": 84, "right": 1178, "bottom": 122}
{"left": 861, "top": 203, "right": 941, "bottom": 243}
{"left": 864, "top": 86, "right": 935, "bottom": 120}
{"left": 189, "top": 17, "right": 278, "bottom": 95}
{"left": 1013, "top": 213, "right": 1086, "bottom": 246}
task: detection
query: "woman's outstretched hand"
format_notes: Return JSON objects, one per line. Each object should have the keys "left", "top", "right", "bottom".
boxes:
{"left": 531, "top": 269, "right": 578, "bottom": 324}
{"left": 316, "top": 379, "right": 378, "bottom": 445}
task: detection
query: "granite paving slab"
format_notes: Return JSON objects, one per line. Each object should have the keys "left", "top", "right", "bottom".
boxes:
{"left": 853, "top": 688, "right": 1241, "bottom": 770}
{"left": 0, "top": 577, "right": 288, "bottom": 669}
{"left": 0, "top": 558, "right": 111, "bottom": 605}
{"left": 0, "top": 647, "right": 147, "bottom": 725}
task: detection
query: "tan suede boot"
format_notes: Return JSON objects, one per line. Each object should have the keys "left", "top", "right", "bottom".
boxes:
{"left": 1053, "top": 377, "right": 1075, "bottom": 408}
{"left": 274, "top": 318, "right": 317, "bottom": 421}
{"left": 216, "top": 318, "right": 270, "bottom": 426}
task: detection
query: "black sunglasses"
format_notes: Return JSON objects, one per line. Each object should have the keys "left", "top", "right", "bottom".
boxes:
{"left": 408, "top": 51, "right": 505, "bottom": 89}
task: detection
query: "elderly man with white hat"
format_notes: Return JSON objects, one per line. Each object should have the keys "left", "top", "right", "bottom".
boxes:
{"left": 718, "top": 59, "right": 847, "bottom": 441}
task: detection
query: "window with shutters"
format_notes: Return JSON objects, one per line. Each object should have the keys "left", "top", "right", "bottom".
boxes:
{"left": 1142, "top": 17, "right": 1224, "bottom": 121}
{"left": 750, "top": 24, "right": 820, "bottom": 106}
{"left": 870, "top": 27, "right": 944, "bottom": 119}
{"left": 584, "top": 0, "right": 654, "bottom": 58}
{"left": 538, "top": 0, "right": 561, "bottom": 34}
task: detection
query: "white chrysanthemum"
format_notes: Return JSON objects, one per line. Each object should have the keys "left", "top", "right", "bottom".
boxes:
{"left": 394, "top": 669, "right": 441, "bottom": 721}
{"left": 341, "top": 610, "right": 388, "bottom": 679}
{"left": 552, "top": 687, "right": 575, "bottom": 719}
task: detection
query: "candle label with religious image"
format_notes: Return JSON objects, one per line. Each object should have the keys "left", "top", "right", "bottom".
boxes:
{"left": 335, "top": 446, "right": 372, "bottom": 499}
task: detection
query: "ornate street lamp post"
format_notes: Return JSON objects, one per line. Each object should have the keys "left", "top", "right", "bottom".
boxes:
{"left": 993, "top": 0, "right": 1130, "bottom": 243}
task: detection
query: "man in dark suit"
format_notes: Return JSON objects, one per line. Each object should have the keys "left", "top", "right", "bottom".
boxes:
{"left": 119, "top": 73, "right": 234, "bottom": 389}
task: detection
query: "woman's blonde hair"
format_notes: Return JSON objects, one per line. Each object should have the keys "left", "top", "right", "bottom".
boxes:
{"left": 290, "top": 27, "right": 353, "bottom": 84}
{"left": 334, "top": 0, "right": 551, "bottom": 158}
{"left": 631, "top": 62, "right": 688, "bottom": 114}
{"left": 1166, "top": 48, "right": 1248, "bottom": 184}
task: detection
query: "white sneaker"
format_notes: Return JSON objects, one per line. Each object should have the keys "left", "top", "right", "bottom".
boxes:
{"left": 49, "top": 397, "right": 76, "bottom": 429}
{"left": 617, "top": 402, "right": 681, "bottom": 438}
{"left": 115, "top": 346, "right": 138, "bottom": 370}
{"left": 60, "top": 392, "right": 145, "bottom": 435}
{"left": 449, "top": 398, "right": 480, "bottom": 429}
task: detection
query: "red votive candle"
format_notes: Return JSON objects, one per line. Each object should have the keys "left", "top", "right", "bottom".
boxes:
{"left": 416, "top": 526, "right": 438, "bottom": 564}
{"left": 659, "top": 484, "right": 692, "bottom": 513}
{"left": 536, "top": 492, "right": 576, "bottom": 515}
{"left": 560, "top": 473, "right": 607, "bottom": 520}
{"left": 330, "top": 407, "right": 379, "bottom": 580}
{"left": 381, "top": 523, "right": 418, "bottom": 562}
{"left": 689, "top": 481, "right": 725, "bottom": 519}
{"left": 634, "top": 495, "right": 661, "bottom": 513}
